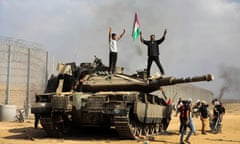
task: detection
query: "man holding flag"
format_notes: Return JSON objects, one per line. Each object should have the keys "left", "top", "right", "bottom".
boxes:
{"left": 132, "top": 13, "right": 167, "bottom": 78}
{"left": 140, "top": 30, "right": 167, "bottom": 78}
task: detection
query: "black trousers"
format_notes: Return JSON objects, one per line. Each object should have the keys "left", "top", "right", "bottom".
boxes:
{"left": 147, "top": 56, "right": 165, "bottom": 76}
{"left": 34, "top": 114, "right": 40, "bottom": 128}
{"left": 109, "top": 52, "right": 118, "bottom": 73}
{"left": 179, "top": 117, "right": 186, "bottom": 133}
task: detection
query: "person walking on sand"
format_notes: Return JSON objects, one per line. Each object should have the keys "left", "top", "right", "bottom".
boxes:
{"left": 188, "top": 98, "right": 197, "bottom": 135}
{"left": 108, "top": 26, "right": 126, "bottom": 74}
{"left": 140, "top": 29, "right": 167, "bottom": 78}
{"left": 179, "top": 100, "right": 194, "bottom": 144}
{"left": 199, "top": 100, "right": 209, "bottom": 135}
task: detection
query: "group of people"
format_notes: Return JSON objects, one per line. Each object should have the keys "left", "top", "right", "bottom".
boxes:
{"left": 108, "top": 26, "right": 167, "bottom": 77}
{"left": 211, "top": 98, "right": 225, "bottom": 133}
{"left": 176, "top": 98, "right": 225, "bottom": 144}
{"left": 177, "top": 98, "right": 196, "bottom": 144}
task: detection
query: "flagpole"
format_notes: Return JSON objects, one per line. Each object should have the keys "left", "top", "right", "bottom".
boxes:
{"left": 132, "top": 12, "right": 142, "bottom": 55}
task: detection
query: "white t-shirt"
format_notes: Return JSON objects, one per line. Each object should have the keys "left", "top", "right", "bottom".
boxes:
{"left": 109, "top": 39, "right": 118, "bottom": 53}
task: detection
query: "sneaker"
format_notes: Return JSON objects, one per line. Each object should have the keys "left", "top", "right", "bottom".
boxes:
{"left": 184, "top": 139, "right": 191, "bottom": 144}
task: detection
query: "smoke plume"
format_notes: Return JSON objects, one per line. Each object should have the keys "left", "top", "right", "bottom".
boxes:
{"left": 219, "top": 65, "right": 240, "bottom": 99}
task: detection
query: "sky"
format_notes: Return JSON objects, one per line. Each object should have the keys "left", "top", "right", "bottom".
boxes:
{"left": 1, "top": 0, "right": 240, "bottom": 99}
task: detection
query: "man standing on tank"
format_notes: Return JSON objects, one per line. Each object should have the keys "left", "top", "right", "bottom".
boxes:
{"left": 108, "top": 26, "right": 126, "bottom": 74}
{"left": 140, "top": 29, "right": 167, "bottom": 78}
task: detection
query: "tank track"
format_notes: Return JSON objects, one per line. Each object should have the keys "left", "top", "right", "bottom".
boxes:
{"left": 40, "top": 116, "right": 64, "bottom": 137}
{"left": 113, "top": 115, "right": 135, "bottom": 139}
{"left": 112, "top": 113, "right": 168, "bottom": 139}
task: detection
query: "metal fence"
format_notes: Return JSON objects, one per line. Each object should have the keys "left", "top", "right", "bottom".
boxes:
{"left": 0, "top": 37, "right": 48, "bottom": 118}
{"left": 156, "top": 84, "right": 214, "bottom": 105}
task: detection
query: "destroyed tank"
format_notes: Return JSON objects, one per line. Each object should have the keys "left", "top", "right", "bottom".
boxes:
{"left": 31, "top": 56, "right": 214, "bottom": 139}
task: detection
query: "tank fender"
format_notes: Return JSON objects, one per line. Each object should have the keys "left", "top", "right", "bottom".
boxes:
{"left": 31, "top": 102, "right": 51, "bottom": 114}
{"left": 133, "top": 102, "right": 168, "bottom": 123}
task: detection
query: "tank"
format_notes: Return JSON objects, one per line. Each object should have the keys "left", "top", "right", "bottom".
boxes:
{"left": 31, "top": 56, "right": 214, "bottom": 139}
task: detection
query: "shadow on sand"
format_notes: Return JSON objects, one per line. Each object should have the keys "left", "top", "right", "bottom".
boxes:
{"left": 5, "top": 127, "right": 47, "bottom": 140}
{"left": 205, "top": 138, "right": 240, "bottom": 143}
{"left": 4, "top": 127, "right": 179, "bottom": 143}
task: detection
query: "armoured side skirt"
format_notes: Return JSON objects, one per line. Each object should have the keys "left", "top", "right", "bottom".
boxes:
{"left": 134, "top": 102, "right": 167, "bottom": 123}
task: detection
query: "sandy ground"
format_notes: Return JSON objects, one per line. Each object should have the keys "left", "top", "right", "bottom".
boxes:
{"left": 0, "top": 103, "right": 240, "bottom": 144}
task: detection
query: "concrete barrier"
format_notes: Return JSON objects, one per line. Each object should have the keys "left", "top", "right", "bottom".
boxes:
{"left": 0, "top": 104, "right": 16, "bottom": 121}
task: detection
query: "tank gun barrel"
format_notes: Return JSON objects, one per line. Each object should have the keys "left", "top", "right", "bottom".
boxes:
{"left": 82, "top": 74, "right": 214, "bottom": 93}
{"left": 146, "top": 74, "right": 214, "bottom": 92}
{"left": 152, "top": 74, "right": 214, "bottom": 86}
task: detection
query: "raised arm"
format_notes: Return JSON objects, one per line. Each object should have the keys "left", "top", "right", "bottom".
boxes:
{"left": 117, "top": 29, "right": 126, "bottom": 40}
{"left": 109, "top": 26, "right": 112, "bottom": 42}
{"left": 157, "top": 29, "right": 167, "bottom": 44}
{"left": 163, "top": 29, "right": 167, "bottom": 38}
{"left": 140, "top": 31, "right": 148, "bottom": 45}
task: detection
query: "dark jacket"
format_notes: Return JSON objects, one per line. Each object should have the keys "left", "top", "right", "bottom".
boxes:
{"left": 199, "top": 105, "right": 209, "bottom": 118}
{"left": 214, "top": 105, "right": 225, "bottom": 116}
{"left": 143, "top": 37, "right": 165, "bottom": 56}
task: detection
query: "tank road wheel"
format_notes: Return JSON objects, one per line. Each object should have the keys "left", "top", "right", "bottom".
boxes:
{"left": 129, "top": 120, "right": 138, "bottom": 136}
{"left": 136, "top": 125, "right": 143, "bottom": 136}
{"left": 142, "top": 125, "right": 155, "bottom": 136}
{"left": 159, "top": 122, "right": 165, "bottom": 133}
{"left": 143, "top": 126, "right": 149, "bottom": 136}
{"left": 155, "top": 124, "right": 160, "bottom": 134}
{"left": 149, "top": 125, "right": 155, "bottom": 135}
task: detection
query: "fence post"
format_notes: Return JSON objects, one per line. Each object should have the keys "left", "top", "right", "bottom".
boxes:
{"left": 45, "top": 52, "right": 48, "bottom": 88}
{"left": 5, "top": 45, "right": 11, "bottom": 104}
{"left": 25, "top": 48, "right": 31, "bottom": 119}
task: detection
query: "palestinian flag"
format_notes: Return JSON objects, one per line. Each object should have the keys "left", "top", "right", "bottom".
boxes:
{"left": 132, "top": 12, "right": 140, "bottom": 41}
